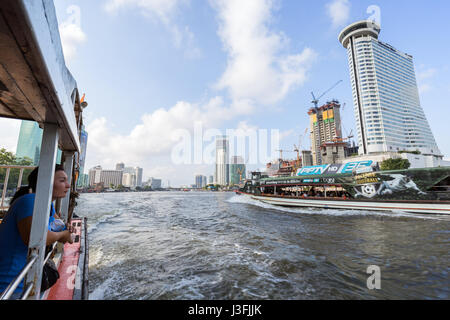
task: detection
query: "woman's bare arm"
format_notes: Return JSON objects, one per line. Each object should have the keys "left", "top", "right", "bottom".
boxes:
{"left": 17, "top": 217, "right": 73, "bottom": 246}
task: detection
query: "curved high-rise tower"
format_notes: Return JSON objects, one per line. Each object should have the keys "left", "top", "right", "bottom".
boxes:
{"left": 339, "top": 21, "right": 441, "bottom": 157}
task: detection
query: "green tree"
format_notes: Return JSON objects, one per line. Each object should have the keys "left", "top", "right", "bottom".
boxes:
{"left": 0, "top": 148, "right": 16, "bottom": 165}
{"left": 0, "top": 148, "right": 34, "bottom": 196}
{"left": 380, "top": 158, "right": 411, "bottom": 171}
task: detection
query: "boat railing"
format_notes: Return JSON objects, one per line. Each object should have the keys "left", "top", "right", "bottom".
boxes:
{"left": 0, "top": 242, "right": 57, "bottom": 300}
{"left": 0, "top": 165, "right": 37, "bottom": 214}
{"left": 0, "top": 254, "right": 37, "bottom": 300}
{"left": 0, "top": 163, "right": 68, "bottom": 299}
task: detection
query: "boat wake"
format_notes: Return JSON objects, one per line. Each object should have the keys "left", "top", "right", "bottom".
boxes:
{"left": 87, "top": 210, "right": 124, "bottom": 233}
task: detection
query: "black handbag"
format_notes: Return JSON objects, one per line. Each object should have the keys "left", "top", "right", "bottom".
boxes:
{"left": 41, "top": 246, "right": 60, "bottom": 291}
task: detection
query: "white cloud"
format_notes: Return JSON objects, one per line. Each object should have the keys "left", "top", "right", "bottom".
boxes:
{"left": 212, "top": 0, "right": 317, "bottom": 105}
{"left": 418, "top": 84, "right": 431, "bottom": 95}
{"left": 104, "top": 0, "right": 180, "bottom": 23}
{"left": 84, "top": 96, "right": 245, "bottom": 180}
{"left": 59, "top": 5, "right": 87, "bottom": 62}
{"left": 417, "top": 67, "right": 437, "bottom": 94}
{"left": 326, "top": 0, "right": 351, "bottom": 28}
{"left": 84, "top": 95, "right": 282, "bottom": 185}
{"left": 417, "top": 68, "right": 437, "bottom": 81}
{"left": 87, "top": 0, "right": 317, "bottom": 185}
{"left": 279, "top": 129, "right": 294, "bottom": 141}
{"left": 0, "top": 118, "right": 21, "bottom": 153}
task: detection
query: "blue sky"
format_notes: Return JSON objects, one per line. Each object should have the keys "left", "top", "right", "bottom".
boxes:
{"left": 1, "top": 0, "right": 449, "bottom": 187}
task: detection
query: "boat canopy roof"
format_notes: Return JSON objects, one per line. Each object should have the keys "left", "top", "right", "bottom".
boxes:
{"left": 0, "top": 0, "right": 81, "bottom": 152}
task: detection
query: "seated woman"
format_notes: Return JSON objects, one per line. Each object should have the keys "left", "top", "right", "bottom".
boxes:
{"left": 0, "top": 165, "right": 73, "bottom": 299}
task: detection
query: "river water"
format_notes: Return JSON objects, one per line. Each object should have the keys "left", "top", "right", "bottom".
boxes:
{"left": 74, "top": 191, "right": 450, "bottom": 300}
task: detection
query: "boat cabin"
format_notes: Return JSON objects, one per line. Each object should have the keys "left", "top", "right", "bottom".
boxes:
{"left": 0, "top": 0, "right": 88, "bottom": 300}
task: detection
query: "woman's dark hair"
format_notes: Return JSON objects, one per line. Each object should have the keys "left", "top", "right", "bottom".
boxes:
{"left": 10, "top": 164, "right": 65, "bottom": 205}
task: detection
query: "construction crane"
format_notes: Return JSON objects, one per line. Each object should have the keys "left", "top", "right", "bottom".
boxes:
{"left": 332, "top": 129, "right": 354, "bottom": 143}
{"left": 311, "top": 80, "right": 343, "bottom": 110}
{"left": 293, "top": 144, "right": 301, "bottom": 165}
{"left": 275, "top": 149, "right": 285, "bottom": 160}
{"left": 298, "top": 127, "right": 308, "bottom": 150}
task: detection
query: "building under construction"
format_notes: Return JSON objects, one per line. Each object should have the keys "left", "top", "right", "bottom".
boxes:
{"left": 308, "top": 100, "right": 345, "bottom": 165}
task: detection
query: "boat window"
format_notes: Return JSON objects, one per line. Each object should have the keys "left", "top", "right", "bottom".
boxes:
{"left": 428, "top": 177, "right": 450, "bottom": 192}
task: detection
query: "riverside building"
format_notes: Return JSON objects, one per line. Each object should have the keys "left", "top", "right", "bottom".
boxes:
{"left": 100, "top": 170, "right": 123, "bottom": 188}
{"left": 147, "top": 177, "right": 162, "bottom": 189}
{"left": 339, "top": 20, "right": 441, "bottom": 158}
{"left": 120, "top": 165, "right": 143, "bottom": 187}
{"left": 88, "top": 165, "right": 103, "bottom": 187}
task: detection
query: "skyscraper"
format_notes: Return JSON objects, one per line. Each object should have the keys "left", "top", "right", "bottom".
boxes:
{"left": 308, "top": 101, "right": 343, "bottom": 165}
{"left": 16, "top": 120, "right": 62, "bottom": 165}
{"left": 88, "top": 165, "right": 102, "bottom": 187}
{"left": 135, "top": 167, "right": 143, "bottom": 187}
{"left": 115, "top": 163, "right": 125, "bottom": 171}
{"left": 76, "top": 126, "right": 88, "bottom": 188}
{"left": 215, "top": 136, "right": 229, "bottom": 186}
{"left": 201, "top": 175, "right": 207, "bottom": 188}
{"left": 195, "top": 174, "right": 203, "bottom": 188}
{"left": 339, "top": 20, "right": 441, "bottom": 156}
{"left": 230, "top": 156, "right": 246, "bottom": 185}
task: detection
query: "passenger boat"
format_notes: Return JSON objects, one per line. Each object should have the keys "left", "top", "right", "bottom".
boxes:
{"left": 238, "top": 161, "right": 450, "bottom": 215}
{"left": 0, "top": 0, "right": 88, "bottom": 299}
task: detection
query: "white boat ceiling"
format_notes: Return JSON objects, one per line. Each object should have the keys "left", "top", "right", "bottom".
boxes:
{"left": 0, "top": 0, "right": 80, "bottom": 152}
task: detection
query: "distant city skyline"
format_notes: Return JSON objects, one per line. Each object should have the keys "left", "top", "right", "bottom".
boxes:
{"left": 88, "top": 163, "right": 144, "bottom": 188}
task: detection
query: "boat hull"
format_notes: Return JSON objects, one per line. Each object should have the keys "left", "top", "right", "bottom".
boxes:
{"left": 44, "top": 217, "right": 89, "bottom": 300}
{"left": 238, "top": 192, "right": 450, "bottom": 215}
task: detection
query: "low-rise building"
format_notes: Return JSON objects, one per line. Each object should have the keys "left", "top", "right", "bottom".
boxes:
{"left": 100, "top": 170, "right": 123, "bottom": 188}
{"left": 147, "top": 177, "right": 162, "bottom": 189}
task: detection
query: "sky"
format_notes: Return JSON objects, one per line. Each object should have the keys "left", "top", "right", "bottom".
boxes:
{"left": 1, "top": 0, "right": 449, "bottom": 187}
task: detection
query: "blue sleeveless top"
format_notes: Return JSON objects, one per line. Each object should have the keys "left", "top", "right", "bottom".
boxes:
{"left": 0, "top": 194, "right": 55, "bottom": 295}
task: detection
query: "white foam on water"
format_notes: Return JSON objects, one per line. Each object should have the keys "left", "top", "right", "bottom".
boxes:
{"left": 89, "top": 274, "right": 117, "bottom": 300}
{"left": 227, "top": 194, "right": 449, "bottom": 220}
{"left": 88, "top": 210, "right": 124, "bottom": 233}
{"left": 88, "top": 245, "right": 104, "bottom": 268}
{"left": 169, "top": 275, "right": 206, "bottom": 299}
{"left": 241, "top": 288, "right": 269, "bottom": 299}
